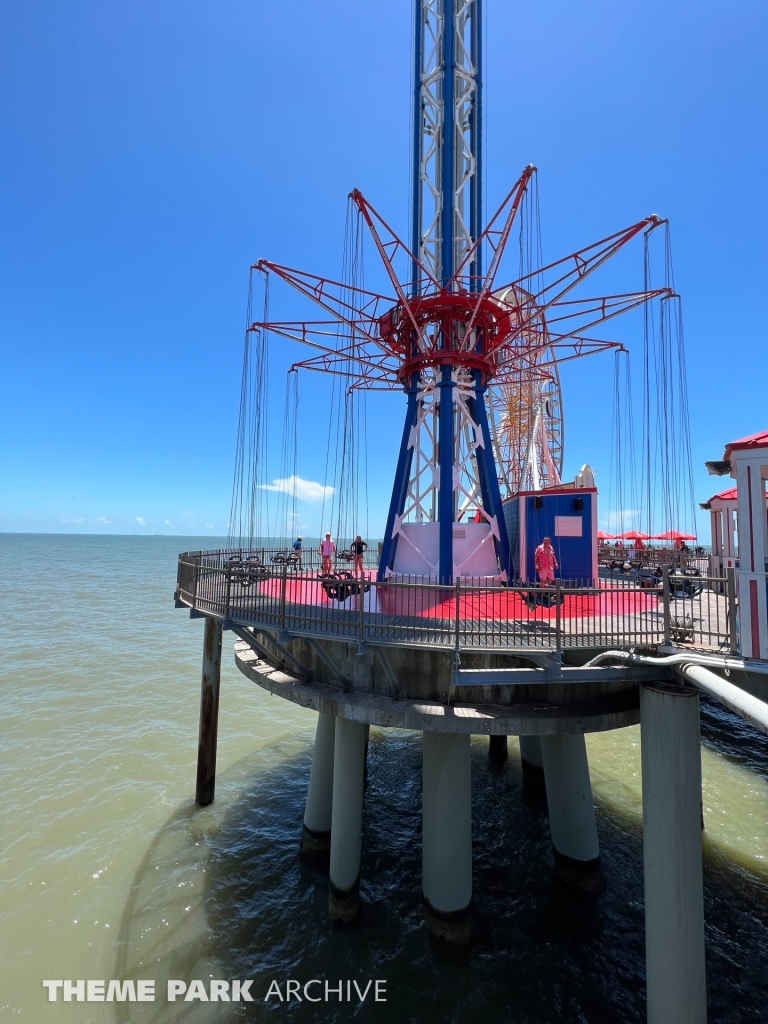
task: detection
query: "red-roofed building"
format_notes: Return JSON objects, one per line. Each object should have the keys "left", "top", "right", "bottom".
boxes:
{"left": 705, "top": 430, "right": 768, "bottom": 659}
{"left": 723, "top": 431, "right": 768, "bottom": 462}
{"left": 700, "top": 485, "right": 767, "bottom": 577}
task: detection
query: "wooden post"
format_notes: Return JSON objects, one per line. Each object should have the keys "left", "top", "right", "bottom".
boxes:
{"left": 196, "top": 616, "right": 223, "bottom": 806}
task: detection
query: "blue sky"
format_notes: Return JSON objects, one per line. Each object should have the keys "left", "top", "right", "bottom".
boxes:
{"left": 1, "top": 0, "right": 766, "bottom": 539}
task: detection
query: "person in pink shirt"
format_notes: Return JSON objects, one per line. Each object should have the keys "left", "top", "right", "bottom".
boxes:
{"left": 319, "top": 533, "right": 336, "bottom": 574}
{"left": 534, "top": 536, "right": 558, "bottom": 585}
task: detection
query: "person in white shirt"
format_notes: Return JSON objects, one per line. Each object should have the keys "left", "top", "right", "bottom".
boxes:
{"left": 319, "top": 533, "right": 336, "bottom": 574}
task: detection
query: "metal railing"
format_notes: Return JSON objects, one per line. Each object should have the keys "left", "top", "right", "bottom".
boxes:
{"left": 598, "top": 548, "right": 708, "bottom": 573}
{"left": 176, "top": 551, "right": 736, "bottom": 656}
{"left": 216, "top": 544, "right": 381, "bottom": 573}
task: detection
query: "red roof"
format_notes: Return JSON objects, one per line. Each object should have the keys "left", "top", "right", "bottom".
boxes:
{"left": 723, "top": 430, "right": 768, "bottom": 460}
{"left": 707, "top": 487, "right": 737, "bottom": 504}
{"left": 701, "top": 484, "right": 767, "bottom": 509}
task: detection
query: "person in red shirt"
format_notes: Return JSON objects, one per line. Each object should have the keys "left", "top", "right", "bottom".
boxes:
{"left": 534, "top": 536, "right": 558, "bottom": 585}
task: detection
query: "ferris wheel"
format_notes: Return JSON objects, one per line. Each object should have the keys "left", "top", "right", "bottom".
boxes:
{"left": 489, "top": 285, "right": 563, "bottom": 497}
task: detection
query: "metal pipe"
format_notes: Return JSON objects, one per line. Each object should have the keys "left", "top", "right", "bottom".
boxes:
{"left": 586, "top": 649, "right": 768, "bottom": 735}
{"left": 585, "top": 649, "right": 768, "bottom": 676}
{"left": 681, "top": 664, "right": 768, "bottom": 737}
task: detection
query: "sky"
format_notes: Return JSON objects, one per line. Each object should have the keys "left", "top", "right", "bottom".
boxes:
{"left": 1, "top": 0, "right": 766, "bottom": 539}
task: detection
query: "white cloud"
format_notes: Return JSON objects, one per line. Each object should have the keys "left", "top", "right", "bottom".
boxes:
{"left": 164, "top": 520, "right": 171, "bottom": 525}
{"left": 94, "top": 516, "right": 110, "bottom": 524}
{"left": 61, "top": 518, "right": 84, "bottom": 523}
{"left": 602, "top": 509, "right": 641, "bottom": 530}
{"left": 205, "top": 523, "right": 214, "bottom": 529}
{"left": 259, "top": 475, "right": 334, "bottom": 503}
{"left": 136, "top": 517, "right": 147, "bottom": 526}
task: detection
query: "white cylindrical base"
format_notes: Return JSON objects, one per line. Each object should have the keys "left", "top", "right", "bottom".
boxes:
{"left": 641, "top": 683, "right": 707, "bottom": 1024}
{"left": 422, "top": 731, "right": 472, "bottom": 941}
{"left": 329, "top": 716, "right": 367, "bottom": 921}
{"left": 302, "top": 712, "right": 336, "bottom": 856}
{"left": 540, "top": 733, "right": 601, "bottom": 890}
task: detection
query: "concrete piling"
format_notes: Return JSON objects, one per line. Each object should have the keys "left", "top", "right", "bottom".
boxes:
{"left": 519, "top": 734, "right": 547, "bottom": 802}
{"left": 488, "top": 734, "right": 508, "bottom": 762}
{"left": 540, "top": 733, "right": 601, "bottom": 891}
{"left": 641, "top": 682, "right": 707, "bottom": 1024}
{"left": 422, "top": 731, "right": 472, "bottom": 941}
{"left": 329, "top": 716, "right": 367, "bottom": 922}
{"left": 195, "top": 616, "right": 223, "bottom": 807}
{"left": 301, "top": 711, "right": 336, "bottom": 857}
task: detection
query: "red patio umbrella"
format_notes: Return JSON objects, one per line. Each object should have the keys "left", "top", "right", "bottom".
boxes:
{"left": 652, "top": 530, "right": 697, "bottom": 541}
{"left": 596, "top": 531, "right": 615, "bottom": 540}
{"left": 617, "top": 531, "right": 652, "bottom": 540}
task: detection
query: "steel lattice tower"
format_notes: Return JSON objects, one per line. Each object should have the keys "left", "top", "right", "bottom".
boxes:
{"left": 378, "top": 0, "right": 509, "bottom": 584}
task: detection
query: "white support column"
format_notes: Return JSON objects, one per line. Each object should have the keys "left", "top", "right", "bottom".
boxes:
{"left": 328, "top": 717, "right": 367, "bottom": 922}
{"left": 540, "top": 733, "right": 601, "bottom": 891}
{"left": 640, "top": 682, "right": 707, "bottom": 1024}
{"left": 422, "top": 731, "right": 472, "bottom": 941}
{"left": 734, "top": 456, "right": 768, "bottom": 660}
{"left": 710, "top": 510, "right": 720, "bottom": 557}
{"left": 724, "top": 504, "right": 736, "bottom": 560}
{"left": 301, "top": 712, "right": 336, "bottom": 857}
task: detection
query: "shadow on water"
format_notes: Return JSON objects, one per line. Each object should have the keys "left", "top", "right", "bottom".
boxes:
{"left": 115, "top": 724, "right": 768, "bottom": 1024}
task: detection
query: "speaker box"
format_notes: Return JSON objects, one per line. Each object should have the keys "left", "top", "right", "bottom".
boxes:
{"left": 574, "top": 497, "right": 584, "bottom": 511}
{"left": 533, "top": 496, "right": 543, "bottom": 510}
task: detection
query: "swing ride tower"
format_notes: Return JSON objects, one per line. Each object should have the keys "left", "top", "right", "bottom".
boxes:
{"left": 168, "top": 0, "right": 760, "bottom": 1016}
{"left": 378, "top": 0, "right": 508, "bottom": 585}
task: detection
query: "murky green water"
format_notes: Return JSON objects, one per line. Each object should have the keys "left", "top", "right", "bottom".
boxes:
{"left": 2, "top": 533, "right": 768, "bottom": 1022}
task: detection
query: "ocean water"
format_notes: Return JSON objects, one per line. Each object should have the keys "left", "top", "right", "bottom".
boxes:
{"left": 2, "top": 532, "right": 768, "bottom": 1023}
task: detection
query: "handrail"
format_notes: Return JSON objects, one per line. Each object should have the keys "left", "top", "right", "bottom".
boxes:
{"left": 176, "top": 549, "right": 736, "bottom": 657}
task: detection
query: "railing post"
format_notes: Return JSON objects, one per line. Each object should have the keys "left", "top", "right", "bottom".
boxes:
{"left": 279, "top": 563, "right": 288, "bottom": 631}
{"left": 555, "top": 579, "right": 562, "bottom": 651}
{"left": 224, "top": 563, "right": 232, "bottom": 620}
{"left": 662, "top": 567, "right": 672, "bottom": 646}
{"left": 727, "top": 567, "right": 738, "bottom": 655}
{"left": 192, "top": 556, "right": 200, "bottom": 612}
{"left": 359, "top": 576, "right": 366, "bottom": 647}
{"left": 455, "top": 576, "right": 461, "bottom": 653}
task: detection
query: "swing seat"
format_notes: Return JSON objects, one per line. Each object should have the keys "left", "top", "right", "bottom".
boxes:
{"left": 227, "top": 555, "right": 268, "bottom": 588}
{"left": 524, "top": 585, "right": 563, "bottom": 610}
{"left": 320, "top": 571, "right": 371, "bottom": 603}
